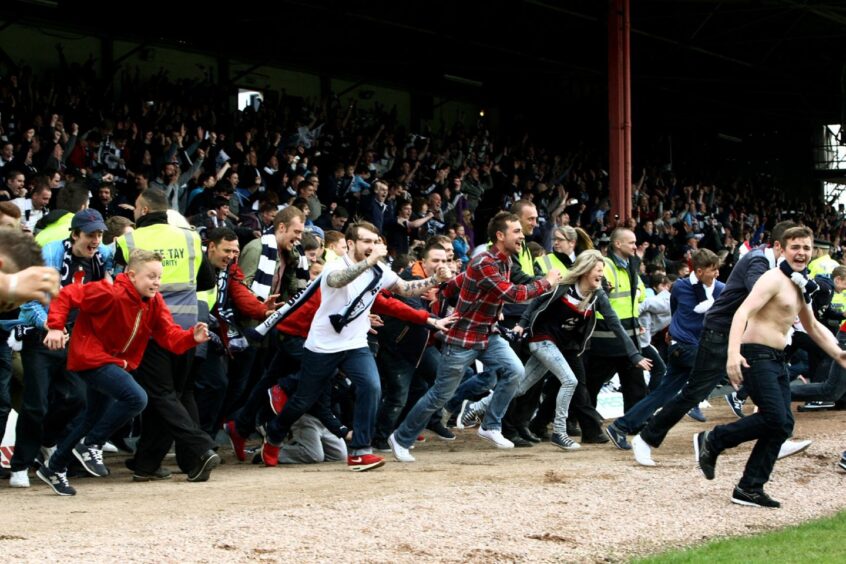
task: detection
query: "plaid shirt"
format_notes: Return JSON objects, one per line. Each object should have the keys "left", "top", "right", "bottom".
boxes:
{"left": 442, "top": 247, "right": 552, "bottom": 350}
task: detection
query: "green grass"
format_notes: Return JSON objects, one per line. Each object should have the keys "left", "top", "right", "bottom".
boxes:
{"left": 635, "top": 510, "right": 846, "bottom": 563}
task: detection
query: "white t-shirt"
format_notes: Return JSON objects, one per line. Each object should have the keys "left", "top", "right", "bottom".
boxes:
{"left": 305, "top": 254, "right": 399, "bottom": 354}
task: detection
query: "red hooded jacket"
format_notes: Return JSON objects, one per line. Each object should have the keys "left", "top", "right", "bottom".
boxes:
{"left": 47, "top": 273, "right": 198, "bottom": 372}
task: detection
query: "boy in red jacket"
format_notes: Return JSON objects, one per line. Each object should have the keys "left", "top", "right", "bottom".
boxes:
{"left": 36, "top": 249, "right": 210, "bottom": 496}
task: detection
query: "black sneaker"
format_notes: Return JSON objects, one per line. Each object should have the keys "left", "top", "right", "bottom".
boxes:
{"left": 72, "top": 443, "right": 109, "bottom": 477}
{"left": 604, "top": 423, "right": 631, "bottom": 450}
{"left": 694, "top": 431, "right": 719, "bottom": 480}
{"left": 132, "top": 467, "right": 173, "bottom": 482}
{"left": 528, "top": 420, "right": 549, "bottom": 441}
{"left": 731, "top": 486, "right": 780, "bottom": 508}
{"left": 798, "top": 401, "right": 836, "bottom": 412}
{"left": 187, "top": 450, "right": 221, "bottom": 482}
{"left": 581, "top": 433, "right": 610, "bottom": 444}
{"left": 566, "top": 420, "right": 582, "bottom": 437}
{"left": 427, "top": 421, "right": 456, "bottom": 441}
{"left": 505, "top": 434, "right": 534, "bottom": 448}
{"left": 725, "top": 391, "right": 746, "bottom": 418}
{"left": 36, "top": 466, "right": 76, "bottom": 496}
{"left": 516, "top": 425, "right": 541, "bottom": 443}
{"left": 839, "top": 451, "right": 846, "bottom": 472}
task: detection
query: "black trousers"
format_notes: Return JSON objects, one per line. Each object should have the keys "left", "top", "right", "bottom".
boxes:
{"left": 586, "top": 353, "right": 647, "bottom": 413}
{"left": 562, "top": 350, "right": 604, "bottom": 439}
{"left": 133, "top": 341, "right": 214, "bottom": 474}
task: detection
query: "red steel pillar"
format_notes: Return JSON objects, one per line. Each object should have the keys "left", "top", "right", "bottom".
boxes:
{"left": 608, "top": 0, "right": 632, "bottom": 223}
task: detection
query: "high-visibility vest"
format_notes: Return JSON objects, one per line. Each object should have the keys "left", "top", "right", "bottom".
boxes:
{"left": 34, "top": 212, "right": 73, "bottom": 246}
{"left": 535, "top": 253, "right": 568, "bottom": 275}
{"left": 594, "top": 255, "right": 645, "bottom": 339}
{"left": 808, "top": 255, "right": 839, "bottom": 279}
{"left": 831, "top": 290, "right": 846, "bottom": 315}
{"left": 116, "top": 222, "right": 202, "bottom": 329}
{"left": 487, "top": 240, "right": 535, "bottom": 276}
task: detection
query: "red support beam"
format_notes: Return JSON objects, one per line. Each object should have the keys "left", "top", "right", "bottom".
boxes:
{"left": 608, "top": 0, "right": 632, "bottom": 224}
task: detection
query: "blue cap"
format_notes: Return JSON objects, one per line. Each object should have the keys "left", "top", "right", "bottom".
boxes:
{"left": 71, "top": 209, "right": 107, "bottom": 233}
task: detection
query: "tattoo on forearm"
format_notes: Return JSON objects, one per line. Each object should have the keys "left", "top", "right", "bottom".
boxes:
{"left": 326, "top": 259, "right": 372, "bottom": 288}
{"left": 397, "top": 275, "right": 437, "bottom": 297}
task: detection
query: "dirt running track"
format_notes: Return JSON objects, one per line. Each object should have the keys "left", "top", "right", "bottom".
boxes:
{"left": 5, "top": 404, "right": 846, "bottom": 563}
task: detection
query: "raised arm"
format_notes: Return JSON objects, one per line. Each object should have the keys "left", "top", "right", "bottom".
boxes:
{"left": 392, "top": 265, "right": 451, "bottom": 298}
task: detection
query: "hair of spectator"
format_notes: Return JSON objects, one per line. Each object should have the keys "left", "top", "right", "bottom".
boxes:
{"left": 650, "top": 273, "right": 670, "bottom": 289}
{"left": 31, "top": 174, "right": 51, "bottom": 194}
{"left": 104, "top": 216, "right": 134, "bottom": 245}
{"left": 292, "top": 197, "right": 310, "bottom": 211}
{"left": 487, "top": 211, "right": 520, "bottom": 243}
{"left": 206, "top": 227, "right": 238, "bottom": 245}
{"left": 779, "top": 225, "right": 814, "bottom": 246}
{"left": 127, "top": 248, "right": 163, "bottom": 271}
{"left": 215, "top": 179, "right": 234, "bottom": 194}
{"left": 324, "top": 230, "right": 345, "bottom": 247}
{"left": 563, "top": 249, "right": 604, "bottom": 286}
{"left": 0, "top": 229, "right": 43, "bottom": 271}
{"left": 422, "top": 241, "right": 446, "bottom": 259}
{"left": 297, "top": 179, "right": 315, "bottom": 193}
{"left": 138, "top": 188, "right": 168, "bottom": 212}
{"left": 259, "top": 201, "right": 277, "bottom": 214}
{"left": 392, "top": 253, "right": 411, "bottom": 273}
{"left": 832, "top": 265, "right": 846, "bottom": 280}
{"left": 302, "top": 232, "right": 320, "bottom": 251}
{"left": 691, "top": 248, "right": 720, "bottom": 271}
{"left": 0, "top": 201, "right": 22, "bottom": 220}
{"left": 610, "top": 227, "right": 633, "bottom": 245}
{"left": 345, "top": 221, "right": 380, "bottom": 242}
{"left": 56, "top": 183, "right": 89, "bottom": 212}
{"left": 334, "top": 205, "right": 349, "bottom": 219}
{"left": 771, "top": 220, "right": 797, "bottom": 245}
{"left": 273, "top": 205, "right": 305, "bottom": 231}
{"left": 511, "top": 200, "right": 536, "bottom": 218}
{"left": 528, "top": 241, "right": 545, "bottom": 258}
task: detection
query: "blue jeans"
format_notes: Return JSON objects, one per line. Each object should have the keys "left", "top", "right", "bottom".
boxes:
{"left": 709, "top": 344, "right": 793, "bottom": 492}
{"left": 789, "top": 331, "right": 846, "bottom": 402}
{"left": 444, "top": 369, "right": 498, "bottom": 415}
{"left": 374, "top": 347, "right": 417, "bottom": 442}
{"left": 523, "top": 340, "right": 578, "bottom": 435}
{"left": 50, "top": 363, "right": 148, "bottom": 472}
{"left": 393, "top": 334, "right": 522, "bottom": 448}
{"left": 640, "top": 329, "right": 727, "bottom": 448}
{"left": 614, "top": 342, "right": 697, "bottom": 435}
{"left": 266, "top": 346, "right": 379, "bottom": 455}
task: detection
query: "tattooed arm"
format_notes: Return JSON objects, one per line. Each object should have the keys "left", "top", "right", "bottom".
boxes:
{"left": 326, "top": 258, "right": 375, "bottom": 288}
{"left": 392, "top": 275, "right": 439, "bottom": 297}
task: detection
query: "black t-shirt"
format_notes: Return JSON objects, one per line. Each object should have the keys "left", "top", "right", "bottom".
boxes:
{"left": 532, "top": 286, "right": 596, "bottom": 350}
{"left": 64, "top": 255, "right": 96, "bottom": 326}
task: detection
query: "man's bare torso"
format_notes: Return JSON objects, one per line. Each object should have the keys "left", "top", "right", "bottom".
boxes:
{"left": 741, "top": 269, "right": 804, "bottom": 350}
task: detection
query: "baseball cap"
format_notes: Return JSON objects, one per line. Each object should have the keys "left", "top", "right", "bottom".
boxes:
{"left": 71, "top": 209, "right": 107, "bottom": 233}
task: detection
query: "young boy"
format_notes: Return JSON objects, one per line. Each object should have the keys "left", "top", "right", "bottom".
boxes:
{"left": 36, "top": 249, "right": 210, "bottom": 496}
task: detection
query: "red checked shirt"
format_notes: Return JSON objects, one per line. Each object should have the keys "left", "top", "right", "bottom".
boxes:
{"left": 442, "top": 247, "right": 552, "bottom": 350}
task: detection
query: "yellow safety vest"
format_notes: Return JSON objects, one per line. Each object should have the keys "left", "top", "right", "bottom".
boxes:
{"left": 595, "top": 255, "right": 645, "bottom": 339}
{"left": 487, "top": 239, "right": 535, "bottom": 276}
{"left": 34, "top": 212, "right": 73, "bottom": 246}
{"left": 116, "top": 222, "right": 203, "bottom": 329}
{"left": 535, "top": 253, "right": 568, "bottom": 275}
{"left": 808, "top": 255, "right": 839, "bottom": 279}
{"left": 831, "top": 290, "right": 846, "bottom": 315}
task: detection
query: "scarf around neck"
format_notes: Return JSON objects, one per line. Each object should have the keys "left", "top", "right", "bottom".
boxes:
{"left": 61, "top": 238, "right": 104, "bottom": 286}
{"left": 779, "top": 260, "right": 818, "bottom": 304}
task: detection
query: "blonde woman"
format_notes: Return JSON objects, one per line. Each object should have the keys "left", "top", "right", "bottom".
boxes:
{"left": 457, "top": 251, "right": 651, "bottom": 447}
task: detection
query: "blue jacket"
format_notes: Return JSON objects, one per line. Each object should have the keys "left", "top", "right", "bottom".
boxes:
{"left": 19, "top": 238, "right": 114, "bottom": 329}
{"left": 670, "top": 276, "right": 725, "bottom": 345}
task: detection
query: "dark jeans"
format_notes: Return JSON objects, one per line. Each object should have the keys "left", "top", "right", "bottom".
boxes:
{"left": 194, "top": 347, "right": 229, "bottom": 438}
{"left": 586, "top": 353, "right": 647, "bottom": 412}
{"left": 133, "top": 341, "right": 214, "bottom": 475}
{"left": 49, "top": 364, "right": 148, "bottom": 471}
{"left": 561, "top": 350, "right": 604, "bottom": 440}
{"left": 709, "top": 344, "right": 793, "bottom": 492}
{"left": 640, "top": 329, "right": 728, "bottom": 448}
{"left": 221, "top": 347, "right": 257, "bottom": 422}
{"left": 0, "top": 334, "right": 11, "bottom": 441}
{"left": 266, "top": 346, "right": 379, "bottom": 455}
{"left": 789, "top": 331, "right": 846, "bottom": 402}
{"left": 614, "top": 342, "right": 697, "bottom": 435}
{"left": 233, "top": 334, "right": 304, "bottom": 438}
{"left": 10, "top": 343, "right": 86, "bottom": 472}
{"left": 641, "top": 344, "right": 667, "bottom": 392}
{"left": 374, "top": 347, "right": 417, "bottom": 443}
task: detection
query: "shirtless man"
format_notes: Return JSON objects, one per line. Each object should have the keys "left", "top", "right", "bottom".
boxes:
{"left": 694, "top": 226, "right": 846, "bottom": 508}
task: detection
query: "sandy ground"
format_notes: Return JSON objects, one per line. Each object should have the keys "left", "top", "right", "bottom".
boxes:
{"left": 4, "top": 403, "right": 846, "bottom": 563}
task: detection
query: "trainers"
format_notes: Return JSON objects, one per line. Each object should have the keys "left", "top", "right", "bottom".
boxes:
{"left": 348, "top": 453, "right": 385, "bottom": 472}
{"left": 777, "top": 439, "right": 812, "bottom": 460}
{"left": 725, "top": 391, "right": 746, "bottom": 418}
{"left": 260, "top": 440, "right": 280, "bottom": 467}
{"left": 516, "top": 426, "right": 541, "bottom": 443}
{"left": 72, "top": 443, "right": 109, "bottom": 477}
{"left": 687, "top": 406, "right": 707, "bottom": 422}
{"left": 456, "top": 399, "right": 482, "bottom": 430}
{"left": 694, "top": 431, "right": 719, "bottom": 480}
{"left": 388, "top": 433, "right": 415, "bottom": 463}
{"left": 839, "top": 451, "right": 846, "bottom": 471}
{"left": 427, "top": 421, "right": 456, "bottom": 441}
{"left": 9, "top": 470, "right": 29, "bottom": 488}
{"left": 632, "top": 434, "right": 656, "bottom": 466}
{"left": 798, "top": 401, "right": 835, "bottom": 412}
{"left": 187, "top": 450, "right": 221, "bottom": 482}
{"left": 551, "top": 433, "right": 581, "bottom": 451}
{"left": 132, "top": 467, "right": 173, "bottom": 482}
{"left": 268, "top": 384, "right": 288, "bottom": 415}
{"left": 223, "top": 420, "right": 247, "bottom": 462}
{"left": 605, "top": 423, "right": 631, "bottom": 450}
{"left": 529, "top": 420, "right": 550, "bottom": 441}
{"left": 477, "top": 427, "right": 514, "bottom": 449}
{"left": 36, "top": 466, "right": 76, "bottom": 496}
{"left": 731, "top": 486, "right": 780, "bottom": 509}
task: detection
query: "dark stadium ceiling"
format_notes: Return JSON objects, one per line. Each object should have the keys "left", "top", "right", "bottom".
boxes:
{"left": 3, "top": 0, "right": 846, "bottom": 127}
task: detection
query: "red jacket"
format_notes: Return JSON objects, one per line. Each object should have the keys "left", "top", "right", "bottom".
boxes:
{"left": 276, "top": 288, "right": 429, "bottom": 339}
{"left": 47, "top": 273, "right": 198, "bottom": 372}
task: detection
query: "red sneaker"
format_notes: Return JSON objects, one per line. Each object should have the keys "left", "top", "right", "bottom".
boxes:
{"left": 223, "top": 420, "right": 246, "bottom": 462}
{"left": 268, "top": 385, "right": 288, "bottom": 415}
{"left": 347, "top": 453, "right": 385, "bottom": 472}
{"left": 261, "top": 440, "right": 280, "bottom": 467}
{"left": 416, "top": 434, "right": 426, "bottom": 442}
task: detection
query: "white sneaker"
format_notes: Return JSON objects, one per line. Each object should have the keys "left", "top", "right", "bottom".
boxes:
{"left": 10, "top": 470, "right": 30, "bottom": 488}
{"left": 40, "top": 445, "right": 57, "bottom": 465}
{"left": 477, "top": 427, "right": 514, "bottom": 449}
{"left": 102, "top": 441, "right": 119, "bottom": 453}
{"left": 632, "top": 434, "right": 656, "bottom": 466}
{"left": 777, "top": 438, "right": 812, "bottom": 460}
{"left": 388, "top": 433, "right": 415, "bottom": 463}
